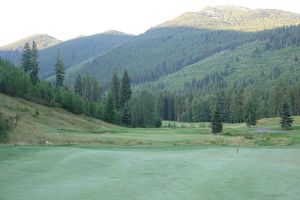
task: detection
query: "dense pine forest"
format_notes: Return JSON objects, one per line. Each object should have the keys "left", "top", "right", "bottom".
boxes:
{"left": 0, "top": 53, "right": 161, "bottom": 128}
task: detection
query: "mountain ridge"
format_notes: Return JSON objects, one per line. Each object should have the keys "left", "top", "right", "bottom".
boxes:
{"left": 156, "top": 6, "right": 300, "bottom": 31}
{"left": 0, "top": 34, "right": 62, "bottom": 51}
{"left": 64, "top": 6, "right": 300, "bottom": 89}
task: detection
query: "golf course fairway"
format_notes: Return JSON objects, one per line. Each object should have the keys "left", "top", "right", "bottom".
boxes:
{"left": 0, "top": 145, "right": 299, "bottom": 200}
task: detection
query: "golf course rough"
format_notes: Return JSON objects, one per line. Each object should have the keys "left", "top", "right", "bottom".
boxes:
{"left": 0, "top": 145, "right": 300, "bottom": 200}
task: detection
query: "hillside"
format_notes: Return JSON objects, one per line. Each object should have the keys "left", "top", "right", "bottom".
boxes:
{"left": 38, "top": 31, "right": 133, "bottom": 79}
{"left": 0, "top": 34, "right": 61, "bottom": 51}
{"left": 138, "top": 41, "right": 300, "bottom": 92}
{"left": 65, "top": 7, "right": 300, "bottom": 88}
{"left": 0, "top": 34, "right": 61, "bottom": 66}
{"left": 0, "top": 31, "right": 133, "bottom": 79}
{"left": 0, "top": 93, "right": 116, "bottom": 144}
{"left": 158, "top": 6, "right": 300, "bottom": 31}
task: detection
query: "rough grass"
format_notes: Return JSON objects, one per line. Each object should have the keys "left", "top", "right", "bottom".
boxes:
{"left": 0, "top": 145, "right": 300, "bottom": 200}
{"left": 1, "top": 93, "right": 300, "bottom": 147}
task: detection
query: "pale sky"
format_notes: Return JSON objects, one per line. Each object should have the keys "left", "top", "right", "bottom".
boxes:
{"left": 1, "top": 0, "right": 300, "bottom": 46}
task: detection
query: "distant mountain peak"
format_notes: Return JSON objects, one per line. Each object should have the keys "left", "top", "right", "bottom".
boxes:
{"left": 102, "top": 30, "right": 133, "bottom": 36}
{"left": 157, "top": 5, "right": 300, "bottom": 31}
{"left": 0, "top": 34, "right": 62, "bottom": 51}
{"left": 203, "top": 5, "right": 250, "bottom": 11}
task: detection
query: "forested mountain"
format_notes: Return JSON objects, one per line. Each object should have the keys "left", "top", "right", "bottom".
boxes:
{"left": 139, "top": 30, "right": 300, "bottom": 93}
{"left": 0, "top": 34, "right": 61, "bottom": 66}
{"left": 158, "top": 6, "right": 300, "bottom": 31}
{"left": 39, "top": 31, "right": 133, "bottom": 79}
{"left": 65, "top": 7, "right": 300, "bottom": 89}
{"left": 0, "top": 31, "right": 133, "bottom": 79}
{"left": 0, "top": 34, "right": 61, "bottom": 51}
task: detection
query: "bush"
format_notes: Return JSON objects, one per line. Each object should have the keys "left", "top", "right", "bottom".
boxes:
{"left": 0, "top": 113, "right": 8, "bottom": 142}
{"left": 154, "top": 118, "right": 162, "bottom": 128}
{"left": 32, "top": 109, "right": 39, "bottom": 118}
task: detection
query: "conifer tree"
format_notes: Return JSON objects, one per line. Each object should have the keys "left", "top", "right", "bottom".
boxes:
{"left": 211, "top": 105, "right": 223, "bottom": 134}
{"left": 74, "top": 74, "right": 83, "bottom": 96}
{"left": 122, "top": 102, "right": 130, "bottom": 126}
{"left": 244, "top": 101, "right": 257, "bottom": 127}
{"left": 92, "top": 79, "right": 101, "bottom": 102}
{"left": 104, "top": 93, "right": 115, "bottom": 123}
{"left": 110, "top": 72, "right": 120, "bottom": 110}
{"left": 30, "top": 41, "right": 39, "bottom": 84}
{"left": 120, "top": 69, "right": 132, "bottom": 108}
{"left": 280, "top": 102, "right": 293, "bottom": 129}
{"left": 21, "top": 42, "right": 32, "bottom": 74}
{"left": 54, "top": 52, "right": 65, "bottom": 88}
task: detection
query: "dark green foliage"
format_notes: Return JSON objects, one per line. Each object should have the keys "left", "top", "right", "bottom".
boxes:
{"left": 1, "top": 59, "right": 161, "bottom": 128}
{"left": 0, "top": 112, "right": 8, "bottom": 141}
{"left": 68, "top": 24, "right": 300, "bottom": 90}
{"left": 30, "top": 41, "right": 39, "bottom": 84}
{"left": 295, "top": 55, "right": 299, "bottom": 62}
{"left": 0, "top": 33, "right": 133, "bottom": 79}
{"left": 75, "top": 75, "right": 102, "bottom": 102}
{"left": 54, "top": 53, "right": 65, "bottom": 88}
{"left": 110, "top": 72, "right": 120, "bottom": 110}
{"left": 120, "top": 69, "right": 132, "bottom": 109}
{"left": 74, "top": 75, "right": 83, "bottom": 96}
{"left": 129, "top": 91, "right": 161, "bottom": 127}
{"left": 104, "top": 93, "right": 115, "bottom": 123}
{"left": 244, "top": 101, "right": 257, "bottom": 127}
{"left": 21, "top": 42, "right": 31, "bottom": 74}
{"left": 21, "top": 41, "right": 40, "bottom": 84}
{"left": 38, "top": 32, "right": 133, "bottom": 79}
{"left": 211, "top": 105, "right": 223, "bottom": 134}
{"left": 121, "top": 103, "right": 130, "bottom": 126}
{"left": 280, "top": 102, "right": 293, "bottom": 129}
{"left": 154, "top": 117, "right": 162, "bottom": 128}
{"left": 0, "top": 58, "right": 102, "bottom": 120}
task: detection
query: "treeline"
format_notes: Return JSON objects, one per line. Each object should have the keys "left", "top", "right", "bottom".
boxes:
{"left": 0, "top": 58, "right": 101, "bottom": 116}
{"left": 0, "top": 43, "right": 161, "bottom": 128}
{"left": 158, "top": 79, "right": 300, "bottom": 124}
{"left": 100, "top": 71, "right": 161, "bottom": 127}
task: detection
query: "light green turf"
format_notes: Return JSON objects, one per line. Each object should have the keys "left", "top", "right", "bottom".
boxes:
{"left": 0, "top": 145, "right": 300, "bottom": 200}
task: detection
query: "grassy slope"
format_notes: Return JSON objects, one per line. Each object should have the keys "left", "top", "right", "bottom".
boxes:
{"left": 139, "top": 41, "right": 300, "bottom": 91}
{"left": 0, "top": 145, "right": 300, "bottom": 200}
{"left": 1, "top": 93, "right": 300, "bottom": 146}
{"left": 0, "top": 93, "right": 117, "bottom": 144}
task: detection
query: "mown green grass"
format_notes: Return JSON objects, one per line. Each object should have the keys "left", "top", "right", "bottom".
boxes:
{"left": 1, "top": 94, "right": 300, "bottom": 199}
{"left": 1, "top": 145, "right": 300, "bottom": 200}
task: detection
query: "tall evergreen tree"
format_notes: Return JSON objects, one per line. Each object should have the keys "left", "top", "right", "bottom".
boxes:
{"left": 92, "top": 78, "right": 101, "bottom": 102}
{"left": 54, "top": 52, "right": 65, "bottom": 88}
{"left": 21, "top": 42, "right": 32, "bottom": 74}
{"left": 104, "top": 93, "right": 115, "bottom": 123}
{"left": 211, "top": 105, "right": 223, "bottom": 134}
{"left": 244, "top": 101, "right": 257, "bottom": 127}
{"left": 122, "top": 102, "right": 130, "bottom": 126}
{"left": 110, "top": 72, "right": 120, "bottom": 110}
{"left": 30, "top": 41, "right": 39, "bottom": 84}
{"left": 120, "top": 69, "right": 132, "bottom": 108}
{"left": 74, "top": 74, "right": 83, "bottom": 96}
{"left": 280, "top": 102, "right": 293, "bottom": 129}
